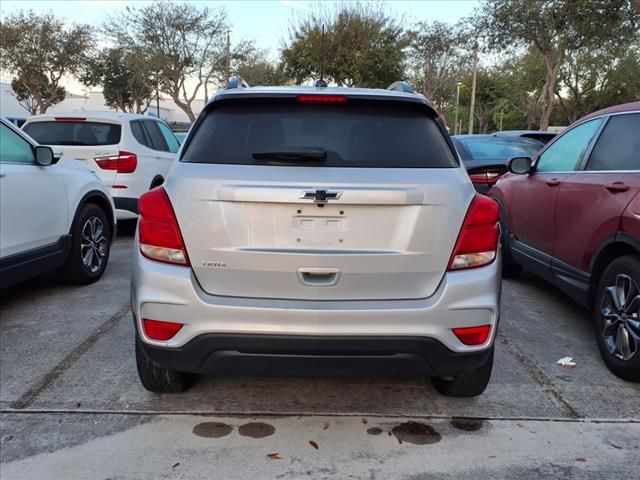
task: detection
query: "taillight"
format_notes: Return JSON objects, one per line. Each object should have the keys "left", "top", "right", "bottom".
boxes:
{"left": 95, "top": 151, "right": 137, "bottom": 173}
{"left": 468, "top": 169, "right": 504, "bottom": 185}
{"left": 453, "top": 325, "right": 491, "bottom": 346}
{"left": 448, "top": 194, "right": 500, "bottom": 271}
{"left": 138, "top": 187, "right": 189, "bottom": 266}
{"left": 297, "top": 95, "right": 348, "bottom": 103}
{"left": 143, "top": 318, "right": 183, "bottom": 341}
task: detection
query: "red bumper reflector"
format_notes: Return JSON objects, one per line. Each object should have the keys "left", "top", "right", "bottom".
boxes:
{"left": 452, "top": 325, "right": 491, "bottom": 346}
{"left": 143, "top": 319, "right": 183, "bottom": 341}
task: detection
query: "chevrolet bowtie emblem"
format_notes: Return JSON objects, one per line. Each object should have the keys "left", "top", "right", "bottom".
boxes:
{"left": 300, "top": 189, "right": 342, "bottom": 205}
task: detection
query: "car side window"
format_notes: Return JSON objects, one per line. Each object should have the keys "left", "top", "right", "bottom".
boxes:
{"left": 157, "top": 122, "right": 180, "bottom": 153}
{"left": 131, "top": 120, "right": 152, "bottom": 149}
{"left": 535, "top": 119, "right": 603, "bottom": 173}
{"left": 585, "top": 113, "right": 640, "bottom": 171}
{"left": 143, "top": 121, "right": 169, "bottom": 152}
{"left": 0, "top": 124, "right": 35, "bottom": 164}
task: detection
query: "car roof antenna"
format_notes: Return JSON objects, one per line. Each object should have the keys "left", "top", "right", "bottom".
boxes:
{"left": 314, "top": 25, "right": 328, "bottom": 88}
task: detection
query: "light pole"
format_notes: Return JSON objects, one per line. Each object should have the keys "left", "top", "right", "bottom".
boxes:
{"left": 454, "top": 82, "right": 462, "bottom": 135}
{"left": 468, "top": 44, "right": 478, "bottom": 134}
{"left": 225, "top": 30, "right": 231, "bottom": 86}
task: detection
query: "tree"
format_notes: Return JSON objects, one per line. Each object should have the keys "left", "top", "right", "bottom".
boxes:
{"left": 479, "top": 0, "right": 640, "bottom": 130}
{"left": 104, "top": 1, "right": 230, "bottom": 121}
{"left": 81, "top": 48, "right": 155, "bottom": 114}
{"left": 0, "top": 11, "right": 94, "bottom": 114}
{"left": 406, "top": 21, "right": 469, "bottom": 110}
{"left": 282, "top": 2, "right": 407, "bottom": 87}
{"left": 236, "top": 57, "right": 290, "bottom": 87}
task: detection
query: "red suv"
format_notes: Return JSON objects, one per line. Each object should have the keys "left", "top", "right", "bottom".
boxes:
{"left": 491, "top": 102, "right": 640, "bottom": 381}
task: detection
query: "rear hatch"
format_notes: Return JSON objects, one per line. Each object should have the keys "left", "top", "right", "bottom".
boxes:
{"left": 169, "top": 95, "right": 475, "bottom": 301}
{"left": 23, "top": 117, "right": 122, "bottom": 186}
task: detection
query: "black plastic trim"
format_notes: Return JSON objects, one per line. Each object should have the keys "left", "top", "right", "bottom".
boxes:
{"left": 551, "top": 258, "right": 591, "bottom": 307}
{"left": 138, "top": 332, "right": 493, "bottom": 378}
{"left": 509, "top": 238, "right": 554, "bottom": 282}
{"left": 113, "top": 197, "right": 139, "bottom": 214}
{"left": 0, "top": 235, "right": 71, "bottom": 288}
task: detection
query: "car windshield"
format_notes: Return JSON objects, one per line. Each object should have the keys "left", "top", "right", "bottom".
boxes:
{"left": 24, "top": 121, "right": 121, "bottom": 146}
{"left": 181, "top": 101, "right": 457, "bottom": 168}
{"left": 454, "top": 137, "right": 541, "bottom": 161}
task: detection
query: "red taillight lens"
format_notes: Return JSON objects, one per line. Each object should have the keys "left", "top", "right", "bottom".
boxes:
{"left": 138, "top": 187, "right": 189, "bottom": 265}
{"left": 448, "top": 194, "right": 500, "bottom": 271}
{"left": 95, "top": 151, "right": 137, "bottom": 173}
{"left": 468, "top": 169, "right": 504, "bottom": 185}
{"left": 453, "top": 325, "right": 491, "bottom": 346}
{"left": 297, "top": 95, "right": 348, "bottom": 103}
{"left": 143, "top": 318, "right": 183, "bottom": 341}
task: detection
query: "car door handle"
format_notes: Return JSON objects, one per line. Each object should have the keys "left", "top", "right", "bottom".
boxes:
{"left": 605, "top": 182, "right": 630, "bottom": 193}
{"left": 297, "top": 267, "right": 341, "bottom": 287}
{"left": 545, "top": 179, "right": 560, "bottom": 187}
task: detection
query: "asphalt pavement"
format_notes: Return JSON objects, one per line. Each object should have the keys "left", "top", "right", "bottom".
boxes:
{"left": 1, "top": 221, "right": 638, "bottom": 479}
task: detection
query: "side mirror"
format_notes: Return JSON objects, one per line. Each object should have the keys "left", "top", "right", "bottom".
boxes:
{"left": 35, "top": 146, "right": 55, "bottom": 166}
{"left": 508, "top": 156, "right": 532, "bottom": 175}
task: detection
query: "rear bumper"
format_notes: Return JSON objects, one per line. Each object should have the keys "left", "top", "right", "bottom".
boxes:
{"left": 138, "top": 332, "right": 494, "bottom": 377}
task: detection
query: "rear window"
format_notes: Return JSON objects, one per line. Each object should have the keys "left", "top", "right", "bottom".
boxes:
{"left": 454, "top": 137, "right": 541, "bottom": 161}
{"left": 181, "top": 101, "right": 457, "bottom": 168}
{"left": 24, "top": 121, "right": 121, "bottom": 146}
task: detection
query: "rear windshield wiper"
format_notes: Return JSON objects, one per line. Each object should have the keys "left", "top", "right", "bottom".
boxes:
{"left": 252, "top": 148, "right": 327, "bottom": 162}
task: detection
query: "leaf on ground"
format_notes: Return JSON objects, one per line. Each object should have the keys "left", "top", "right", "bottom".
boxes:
{"left": 488, "top": 456, "right": 497, "bottom": 459}
{"left": 171, "top": 462, "right": 180, "bottom": 469}
{"left": 361, "top": 418, "right": 368, "bottom": 424}
{"left": 267, "top": 453, "right": 282, "bottom": 460}
{"left": 323, "top": 422, "right": 330, "bottom": 430}
{"left": 576, "top": 457, "right": 587, "bottom": 462}
{"left": 309, "top": 440, "right": 319, "bottom": 450}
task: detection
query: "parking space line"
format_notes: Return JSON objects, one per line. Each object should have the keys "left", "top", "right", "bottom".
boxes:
{"left": 9, "top": 303, "right": 131, "bottom": 410}
{"left": 498, "top": 335, "right": 582, "bottom": 419}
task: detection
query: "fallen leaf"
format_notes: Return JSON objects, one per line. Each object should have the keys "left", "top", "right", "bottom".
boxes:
{"left": 516, "top": 423, "right": 524, "bottom": 428}
{"left": 362, "top": 418, "right": 368, "bottom": 425}
{"left": 172, "top": 463, "right": 180, "bottom": 469}
{"left": 309, "top": 440, "right": 319, "bottom": 450}
{"left": 488, "top": 455, "right": 496, "bottom": 459}
{"left": 323, "top": 422, "right": 329, "bottom": 430}
{"left": 576, "top": 457, "right": 587, "bottom": 463}
{"left": 267, "top": 453, "right": 281, "bottom": 460}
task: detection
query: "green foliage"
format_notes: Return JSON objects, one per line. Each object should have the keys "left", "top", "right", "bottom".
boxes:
{"left": 0, "top": 10, "right": 94, "bottom": 114}
{"left": 282, "top": 3, "right": 407, "bottom": 87}
{"left": 81, "top": 48, "right": 155, "bottom": 113}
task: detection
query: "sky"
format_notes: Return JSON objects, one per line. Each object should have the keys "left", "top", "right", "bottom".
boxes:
{"left": 0, "top": 0, "right": 479, "bottom": 93}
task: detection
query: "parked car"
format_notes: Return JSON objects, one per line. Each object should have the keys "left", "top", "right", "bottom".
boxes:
{"left": 494, "top": 130, "right": 558, "bottom": 144}
{"left": 0, "top": 117, "right": 116, "bottom": 288}
{"left": 491, "top": 102, "right": 640, "bottom": 381}
{"left": 174, "top": 131, "right": 187, "bottom": 145}
{"left": 131, "top": 79, "right": 502, "bottom": 397}
{"left": 452, "top": 134, "right": 544, "bottom": 193}
{"left": 22, "top": 112, "right": 180, "bottom": 220}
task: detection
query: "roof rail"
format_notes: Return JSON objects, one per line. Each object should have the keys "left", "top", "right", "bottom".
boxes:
{"left": 226, "top": 76, "right": 250, "bottom": 90}
{"left": 314, "top": 78, "right": 328, "bottom": 88}
{"left": 387, "top": 81, "right": 414, "bottom": 94}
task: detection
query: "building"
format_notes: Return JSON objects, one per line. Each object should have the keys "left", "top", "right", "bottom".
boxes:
{"left": 0, "top": 82, "right": 201, "bottom": 124}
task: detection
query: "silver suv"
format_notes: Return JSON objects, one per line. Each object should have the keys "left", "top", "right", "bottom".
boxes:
{"left": 131, "top": 80, "right": 501, "bottom": 397}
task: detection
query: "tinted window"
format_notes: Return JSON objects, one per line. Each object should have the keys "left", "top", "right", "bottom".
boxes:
{"left": 455, "top": 137, "right": 541, "bottom": 161}
{"left": 0, "top": 124, "right": 34, "bottom": 164}
{"left": 24, "top": 121, "right": 121, "bottom": 146}
{"left": 182, "top": 102, "right": 457, "bottom": 168}
{"left": 131, "top": 120, "right": 151, "bottom": 148}
{"left": 158, "top": 122, "right": 180, "bottom": 153}
{"left": 143, "top": 121, "right": 169, "bottom": 152}
{"left": 536, "top": 119, "right": 602, "bottom": 173}
{"left": 585, "top": 113, "right": 640, "bottom": 171}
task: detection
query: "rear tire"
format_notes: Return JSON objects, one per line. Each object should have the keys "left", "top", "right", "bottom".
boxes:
{"left": 61, "top": 203, "right": 111, "bottom": 285}
{"left": 593, "top": 255, "right": 640, "bottom": 382}
{"left": 135, "top": 336, "right": 194, "bottom": 393}
{"left": 499, "top": 215, "right": 522, "bottom": 278}
{"left": 431, "top": 349, "right": 494, "bottom": 397}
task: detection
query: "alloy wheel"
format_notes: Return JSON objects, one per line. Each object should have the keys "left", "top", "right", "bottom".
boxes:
{"left": 600, "top": 274, "right": 640, "bottom": 361}
{"left": 80, "top": 216, "right": 107, "bottom": 273}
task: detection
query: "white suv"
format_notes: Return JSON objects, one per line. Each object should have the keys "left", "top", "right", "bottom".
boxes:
{"left": 0, "top": 118, "right": 116, "bottom": 287}
{"left": 22, "top": 112, "right": 180, "bottom": 220}
{"left": 132, "top": 81, "right": 501, "bottom": 397}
